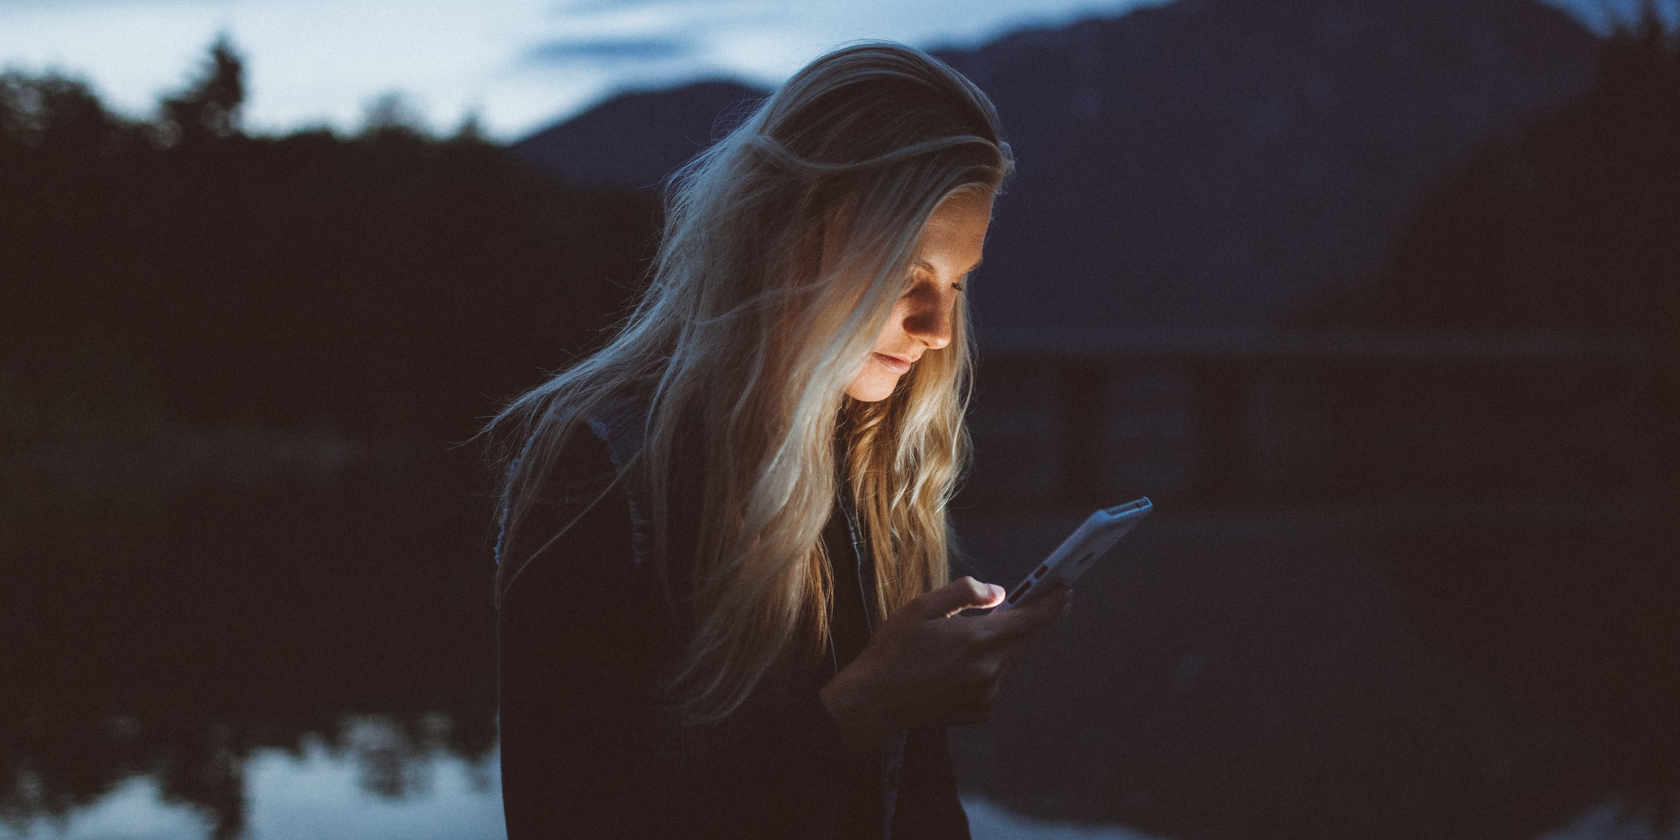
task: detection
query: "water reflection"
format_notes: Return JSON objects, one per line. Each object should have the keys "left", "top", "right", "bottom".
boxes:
{"left": 240, "top": 722, "right": 501, "bottom": 840}
{"left": 12, "top": 719, "right": 1675, "bottom": 840}
{"left": 15, "top": 776, "right": 214, "bottom": 840}
{"left": 3, "top": 432, "right": 1674, "bottom": 839}
{"left": 3, "top": 713, "right": 503, "bottom": 840}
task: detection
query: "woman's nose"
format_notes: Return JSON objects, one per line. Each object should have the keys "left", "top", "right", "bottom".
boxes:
{"left": 903, "top": 288, "right": 954, "bottom": 349}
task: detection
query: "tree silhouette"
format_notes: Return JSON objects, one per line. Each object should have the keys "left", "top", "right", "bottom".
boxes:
{"left": 359, "top": 89, "right": 429, "bottom": 138}
{"left": 158, "top": 32, "right": 246, "bottom": 146}
{"left": 0, "top": 70, "right": 117, "bottom": 150}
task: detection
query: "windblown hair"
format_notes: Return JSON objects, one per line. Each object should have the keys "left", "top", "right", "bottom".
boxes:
{"left": 485, "top": 41, "right": 1013, "bottom": 723}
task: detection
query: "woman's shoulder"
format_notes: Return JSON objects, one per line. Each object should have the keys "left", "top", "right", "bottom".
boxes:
{"left": 496, "top": 395, "right": 654, "bottom": 604}
{"left": 524, "top": 390, "right": 653, "bottom": 520}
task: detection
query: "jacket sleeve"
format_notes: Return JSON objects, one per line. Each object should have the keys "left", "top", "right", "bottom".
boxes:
{"left": 497, "top": 432, "right": 861, "bottom": 839}
{"left": 892, "top": 724, "right": 972, "bottom": 838}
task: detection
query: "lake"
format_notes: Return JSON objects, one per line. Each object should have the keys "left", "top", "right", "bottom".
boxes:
{"left": 5, "top": 447, "right": 1674, "bottom": 839}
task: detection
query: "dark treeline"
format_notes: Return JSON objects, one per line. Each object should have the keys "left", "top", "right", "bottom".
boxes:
{"left": 1262, "top": 3, "right": 1680, "bottom": 507}
{"left": 2, "top": 36, "right": 656, "bottom": 442}
{"left": 3, "top": 36, "right": 655, "bottom": 836}
{"left": 1299, "top": 9, "right": 1680, "bottom": 336}
{"left": 1286, "top": 2, "right": 1680, "bottom": 495}
{"left": 3, "top": 32, "right": 660, "bottom": 701}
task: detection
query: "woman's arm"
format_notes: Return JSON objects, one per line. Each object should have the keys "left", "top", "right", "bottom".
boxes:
{"left": 497, "top": 435, "right": 859, "bottom": 839}
{"left": 894, "top": 724, "right": 971, "bottom": 837}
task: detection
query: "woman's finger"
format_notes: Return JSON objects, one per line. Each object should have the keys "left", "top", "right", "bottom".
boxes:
{"left": 969, "top": 585, "right": 1070, "bottom": 648}
{"left": 912, "top": 576, "right": 1006, "bottom": 619}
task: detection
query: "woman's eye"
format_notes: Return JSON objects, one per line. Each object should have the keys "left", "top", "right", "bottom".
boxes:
{"left": 903, "top": 269, "right": 968, "bottom": 294}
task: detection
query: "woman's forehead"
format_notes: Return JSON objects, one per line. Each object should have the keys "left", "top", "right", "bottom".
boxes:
{"left": 915, "top": 191, "right": 993, "bottom": 272}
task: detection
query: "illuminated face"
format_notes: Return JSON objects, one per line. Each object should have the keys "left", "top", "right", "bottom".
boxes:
{"left": 844, "top": 189, "right": 993, "bottom": 402}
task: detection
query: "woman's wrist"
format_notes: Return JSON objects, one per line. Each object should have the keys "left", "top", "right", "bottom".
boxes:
{"left": 819, "top": 671, "right": 888, "bottom": 753}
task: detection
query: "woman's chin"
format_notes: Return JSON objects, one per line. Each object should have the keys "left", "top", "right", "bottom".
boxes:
{"left": 845, "top": 373, "right": 899, "bottom": 403}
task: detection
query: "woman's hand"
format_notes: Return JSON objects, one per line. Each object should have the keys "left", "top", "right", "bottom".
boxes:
{"left": 818, "top": 576, "right": 1070, "bottom": 751}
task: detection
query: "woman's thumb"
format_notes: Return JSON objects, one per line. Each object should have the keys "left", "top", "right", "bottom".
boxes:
{"left": 918, "top": 576, "right": 1006, "bottom": 618}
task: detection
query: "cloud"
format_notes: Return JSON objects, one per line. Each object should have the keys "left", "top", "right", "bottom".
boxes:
{"left": 518, "top": 35, "right": 695, "bottom": 66}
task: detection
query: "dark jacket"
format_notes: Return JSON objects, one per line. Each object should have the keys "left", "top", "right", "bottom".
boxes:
{"left": 496, "top": 401, "right": 971, "bottom": 839}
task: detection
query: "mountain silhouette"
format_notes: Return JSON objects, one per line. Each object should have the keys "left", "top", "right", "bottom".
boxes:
{"left": 1293, "top": 10, "right": 1680, "bottom": 336}
{"left": 510, "top": 0, "right": 1598, "bottom": 329}
{"left": 512, "top": 80, "right": 767, "bottom": 189}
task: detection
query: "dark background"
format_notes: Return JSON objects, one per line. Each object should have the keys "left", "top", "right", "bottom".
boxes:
{"left": 4, "top": 0, "right": 1676, "bottom": 837}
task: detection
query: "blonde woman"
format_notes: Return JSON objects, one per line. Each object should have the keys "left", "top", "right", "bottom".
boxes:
{"left": 488, "top": 41, "right": 1070, "bottom": 839}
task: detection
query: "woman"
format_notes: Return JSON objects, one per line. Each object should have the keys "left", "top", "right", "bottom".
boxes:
{"left": 487, "top": 41, "right": 1070, "bottom": 839}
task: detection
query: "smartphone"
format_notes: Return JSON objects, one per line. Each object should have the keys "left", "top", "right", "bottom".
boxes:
{"left": 997, "top": 497, "right": 1153, "bottom": 610}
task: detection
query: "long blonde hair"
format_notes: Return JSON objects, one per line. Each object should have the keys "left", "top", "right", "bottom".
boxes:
{"left": 485, "top": 41, "right": 1013, "bottom": 723}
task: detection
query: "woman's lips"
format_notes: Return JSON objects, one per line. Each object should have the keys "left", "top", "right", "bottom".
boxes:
{"left": 872, "top": 352, "right": 912, "bottom": 374}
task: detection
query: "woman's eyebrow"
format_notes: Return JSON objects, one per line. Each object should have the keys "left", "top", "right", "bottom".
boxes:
{"left": 914, "top": 257, "right": 983, "bottom": 276}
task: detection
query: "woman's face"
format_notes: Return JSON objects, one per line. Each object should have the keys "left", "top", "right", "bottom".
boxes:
{"left": 844, "top": 189, "right": 994, "bottom": 402}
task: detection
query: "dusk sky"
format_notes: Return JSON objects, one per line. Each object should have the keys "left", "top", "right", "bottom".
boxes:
{"left": 2, "top": 0, "right": 1660, "bottom": 143}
